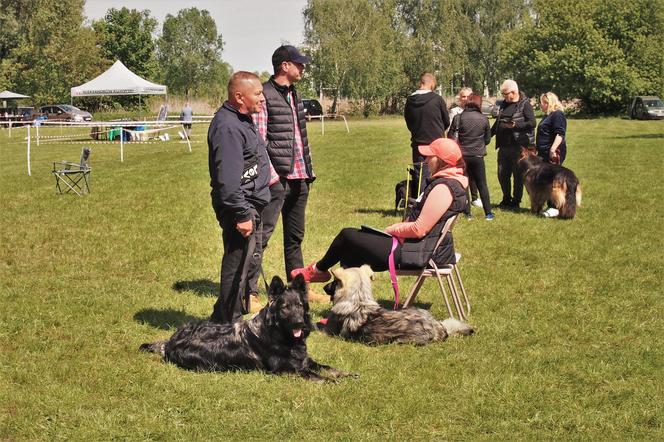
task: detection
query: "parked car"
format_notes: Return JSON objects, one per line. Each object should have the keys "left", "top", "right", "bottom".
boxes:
{"left": 39, "top": 104, "right": 93, "bottom": 122}
{"left": 491, "top": 99, "right": 504, "bottom": 118}
{"left": 302, "top": 99, "right": 323, "bottom": 120}
{"left": 629, "top": 96, "right": 664, "bottom": 120}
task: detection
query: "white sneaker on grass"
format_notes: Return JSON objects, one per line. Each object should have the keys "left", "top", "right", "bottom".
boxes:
{"left": 542, "top": 207, "right": 559, "bottom": 218}
{"left": 471, "top": 199, "right": 483, "bottom": 208}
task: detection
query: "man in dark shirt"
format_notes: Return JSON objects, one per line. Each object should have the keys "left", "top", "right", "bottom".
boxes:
{"left": 208, "top": 71, "right": 270, "bottom": 323}
{"left": 404, "top": 73, "right": 450, "bottom": 197}
{"left": 491, "top": 79, "right": 536, "bottom": 209}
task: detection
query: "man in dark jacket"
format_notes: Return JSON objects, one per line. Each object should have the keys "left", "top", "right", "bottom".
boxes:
{"left": 404, "top": 73, "right": 450, "bottom": 197}
{"left": 208, "top": 71, "right": 270, "bottom": 323}
{"left": 491, "top": 79, "right": 536, "bottom": 209}
{"left": 247, "top": 45, "right": 327, "bottom": 303}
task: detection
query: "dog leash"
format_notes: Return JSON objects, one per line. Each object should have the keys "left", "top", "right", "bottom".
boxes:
{"left": 388, "top": 236, "right": 400, "bottom": 310}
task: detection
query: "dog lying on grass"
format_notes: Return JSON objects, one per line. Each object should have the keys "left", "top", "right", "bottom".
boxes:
{"left": 140, "top": 274, "right": 356, "bottom": 383}
{"left": 321, "top": 265, "right": 474, "bottom": 345}
{"left": 517, "top": 146, "right": 582, "bottom": 219}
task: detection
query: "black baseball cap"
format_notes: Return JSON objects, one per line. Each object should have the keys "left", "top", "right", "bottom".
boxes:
{"left": 272, "top": 45, "right": 311, "bottom": 69}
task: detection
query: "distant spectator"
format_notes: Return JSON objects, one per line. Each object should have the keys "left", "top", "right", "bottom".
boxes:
{"left": 456, "top": 94, "right": 494, "bottom": 220}
{"left": 448, "top": 87, "right": 481, "bottom": 209}
{"left": 491, "top": 79, "right": 536, "bottom": 210}
{"left": 404, "top": 73, "right": 450, "bottom": 197}
{"left": 536, "top": 91, "right": 568, "bottom": 218}
{"left": 180, "top": 102, "right": 193, "bottom": 138}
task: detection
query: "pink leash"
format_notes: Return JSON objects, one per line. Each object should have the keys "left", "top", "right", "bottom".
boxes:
{"left": 388, "top": 236, "right": 400, "bottom": 310}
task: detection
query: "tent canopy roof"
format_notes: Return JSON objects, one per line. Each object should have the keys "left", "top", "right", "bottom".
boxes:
{"left": 71, "top": 60, "right": 166, "bottom": 97}
{"left": 0, "top": 90, "right": 30, "bottom": 99}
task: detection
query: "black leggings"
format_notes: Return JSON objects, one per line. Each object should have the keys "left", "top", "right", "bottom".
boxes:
{"left": 316, "top": 228, "right": 397, "bottom": 272}
{"left": 464, "top": 155, "right": 492, "bottom": 215}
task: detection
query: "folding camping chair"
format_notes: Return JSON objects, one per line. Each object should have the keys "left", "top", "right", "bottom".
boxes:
{"left": 395, "top": 214, "right": 471, "bottom": 320}
{"left": 52, "top": 147, "right": 91, "bottom": 196}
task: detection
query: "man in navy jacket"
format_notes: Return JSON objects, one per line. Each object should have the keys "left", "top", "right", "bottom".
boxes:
{"left": 208, "top": 71, "right": 270, "bottom": 323}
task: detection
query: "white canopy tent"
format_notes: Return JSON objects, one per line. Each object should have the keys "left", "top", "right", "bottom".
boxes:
{"left": 70, "top": 60, "right": 166, "bottom": 100}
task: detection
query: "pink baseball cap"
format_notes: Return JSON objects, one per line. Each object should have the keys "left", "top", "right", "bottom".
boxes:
{"left": 418, "top": 138, "right": 462, "bottom": 166}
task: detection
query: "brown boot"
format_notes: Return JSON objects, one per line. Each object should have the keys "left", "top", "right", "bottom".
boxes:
{"left": 249, "top": 293, "right": 263, "bottom": 313}
{"left": 307, "top": 287, "right": 330, "bottom": 303}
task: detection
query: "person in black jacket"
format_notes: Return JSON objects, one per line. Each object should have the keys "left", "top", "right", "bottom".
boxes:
{"left": 404, "top": 73, "right": 450, "bottom": 197}
{"left": 454, "top": 93, "right": 494, "bottom": 220}
{"left": 245, "top": 45, "right": 328, "bottom": 305}
{"left": 208, "top": 71, "right": 271, "bottom": 323}
{"left": 491, "top": 79, "right": 536, "bottom": 210}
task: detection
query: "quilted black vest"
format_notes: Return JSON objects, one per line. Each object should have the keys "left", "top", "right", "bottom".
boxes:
{"left": 262, "top": 78, "right": 314, "bottom": 180}
{"left": 398, "top": 177, "right": 467, "bottom": 269}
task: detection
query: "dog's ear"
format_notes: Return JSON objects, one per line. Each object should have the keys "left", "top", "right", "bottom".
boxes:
{"left": 291, "top": 273, "right": 307, "bottom": 294}
{"left": 331, "top": 267, "right": 345, "bottom": 280}
{"left": 359, "top": 264, "right": 374, "bottom": 281}
{"left": 268, "top": 275, "right": 285, "bottom": 301}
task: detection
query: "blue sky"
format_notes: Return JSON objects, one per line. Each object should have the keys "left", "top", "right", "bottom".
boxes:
{"left": 84, "top": 0, "right": 307, "bottom": 73}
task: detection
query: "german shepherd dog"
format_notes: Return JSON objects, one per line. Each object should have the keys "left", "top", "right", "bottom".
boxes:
{"left": 518, "top": 146, "right": 582, "bottom": 219}
{"left": 140, "top": 274, "right": 355, "bottom": 383}
{"left": 395, "top": 180, "right": 407, "bottom": 215}
{"left": 321, "top": 266, "right": 474, "bottom": 345}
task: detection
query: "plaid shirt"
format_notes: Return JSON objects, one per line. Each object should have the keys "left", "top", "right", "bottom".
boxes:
{"left": 253, "top": 90, "right": 310, "bottom": 182}
{"left": 252, "top": 109, "right": 280, "bottom": 185}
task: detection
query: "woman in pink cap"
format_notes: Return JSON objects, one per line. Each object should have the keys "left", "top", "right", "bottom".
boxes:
{"left": 291, "top": 138, "right": 468, "bottom": 283}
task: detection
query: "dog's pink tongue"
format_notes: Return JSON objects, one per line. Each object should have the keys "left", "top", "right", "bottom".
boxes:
{"left": 292, "top": 328, "right": 302, "bottom": 338}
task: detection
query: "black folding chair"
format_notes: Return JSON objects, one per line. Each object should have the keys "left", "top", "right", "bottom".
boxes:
{"left": 52, "top": 147, "right": 92, "bottom": 196}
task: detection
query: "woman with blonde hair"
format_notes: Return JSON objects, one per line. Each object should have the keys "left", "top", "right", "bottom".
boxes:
{"left": 537, "top": 92, "right": 567, "bottom": 164}
{"left": 536, "top": 91, "right": 568, "bottom": 218}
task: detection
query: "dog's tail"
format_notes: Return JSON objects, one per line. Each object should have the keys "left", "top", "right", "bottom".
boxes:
{"left": 139, "top": 341, "right": 166, "bottom": 356}
{"left": 552, "top": 172, "right": 581, "bottom": 219}
{"left": 441, "top": 318, "right": 474, "bottom": 337}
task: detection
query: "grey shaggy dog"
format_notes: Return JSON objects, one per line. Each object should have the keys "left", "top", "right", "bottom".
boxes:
{"left": 322, "top": 265, "right": 474, "bottom": 345}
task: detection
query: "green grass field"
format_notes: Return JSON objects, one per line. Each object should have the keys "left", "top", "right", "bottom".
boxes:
{"left": 1, "top": 117, "right": 662, "bottom": 440}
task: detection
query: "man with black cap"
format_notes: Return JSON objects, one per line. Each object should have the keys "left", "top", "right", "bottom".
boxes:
{"left": 246, "top": 44, "right": 327, "bottom": 303}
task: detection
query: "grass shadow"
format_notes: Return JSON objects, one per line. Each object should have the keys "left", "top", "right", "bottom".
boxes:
{"left": 611, "top": 133, "right": 664, "bottom": 139}
{"left": 355, "top": 208, "right": 399, "bottom": 217}
{"left": 134, "top": 308, "right": 201, "bottom": 330}
{"left": 172, "top": 279, "right": 218, "bottom": 297}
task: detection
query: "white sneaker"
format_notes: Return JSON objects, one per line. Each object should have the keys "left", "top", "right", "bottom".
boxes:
{"left": 542, "top": 207, "right": 559, "bottom": 218}
{"left": 471, "top": 199, "right": 483, "bottom": 208}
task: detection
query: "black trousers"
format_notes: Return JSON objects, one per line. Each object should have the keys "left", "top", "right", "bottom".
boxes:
{"left": 245, "top": 178, "right": 308, "bottom": 284}
{"left": 316, "top": 228, "right": 397, "bottom": 272}
{"left": 464, "top": 155, "right": 492, "bottom": 215}
{"left": 497, "top": 145, "right": 523, "bottom": 205}
{"left": 210, "top": 203, "right": 261, "bottom": 324}
{"left": 246, "top": 181, "right": 285, "bottom": 294}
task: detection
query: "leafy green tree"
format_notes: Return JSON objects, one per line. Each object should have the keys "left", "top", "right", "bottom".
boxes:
{"left": 156, "top": 8, "right": 231, "bottom": 100}
{"left": 2, "top": 0, "right": 104, "bottom": 104}
{"left": 500, "top": 0, "right": 664, "bottom": 112}
{"left": 92, "top": 7, "right": 159, "bottom": 79}
{"left": 304, "top": 0, "right": 407, "bottom": 116}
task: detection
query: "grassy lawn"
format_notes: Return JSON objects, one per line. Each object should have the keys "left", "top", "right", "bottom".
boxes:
{"left": 0, "top": 116, "right": 662, "bottom": 440}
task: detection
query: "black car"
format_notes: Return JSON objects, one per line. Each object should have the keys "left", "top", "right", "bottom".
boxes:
{"left": 302, "top": 99, "right": 323, "bottom": 120}
{"left": 629, "top": 96, "right": 664, "bottom": 120}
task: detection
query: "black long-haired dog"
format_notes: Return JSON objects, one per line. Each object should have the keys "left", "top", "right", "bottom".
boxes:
{"left": 518, "top": 146, "right": 582, "bottom": 219}
{"left": 140, "top": 274, "right": 355, "bottom": 382}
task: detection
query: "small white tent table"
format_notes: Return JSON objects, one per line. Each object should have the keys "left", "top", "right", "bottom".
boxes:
{"left": 70, "top": 60, "right": 167, "bottom": 103}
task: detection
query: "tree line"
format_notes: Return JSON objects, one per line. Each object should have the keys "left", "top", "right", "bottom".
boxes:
{"left": 303, "top": 0, "right": 664, "bottom": 114}
{"left": 0, "top": 1, "right": 230, "bottom": 110}
{"left": 1, "top": 0, "right": 662, "bottom": 114}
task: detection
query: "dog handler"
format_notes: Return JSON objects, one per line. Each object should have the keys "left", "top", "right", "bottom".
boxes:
{"left": 291, "top": 138, "right": 467, "bottom": 282}
{"left": 208, "top": 72, "right": 270, "bottom": 323}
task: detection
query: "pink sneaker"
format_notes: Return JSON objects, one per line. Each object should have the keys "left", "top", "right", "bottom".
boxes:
{"left": 290, "top": 262, "right": 331, "bottom": 283}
